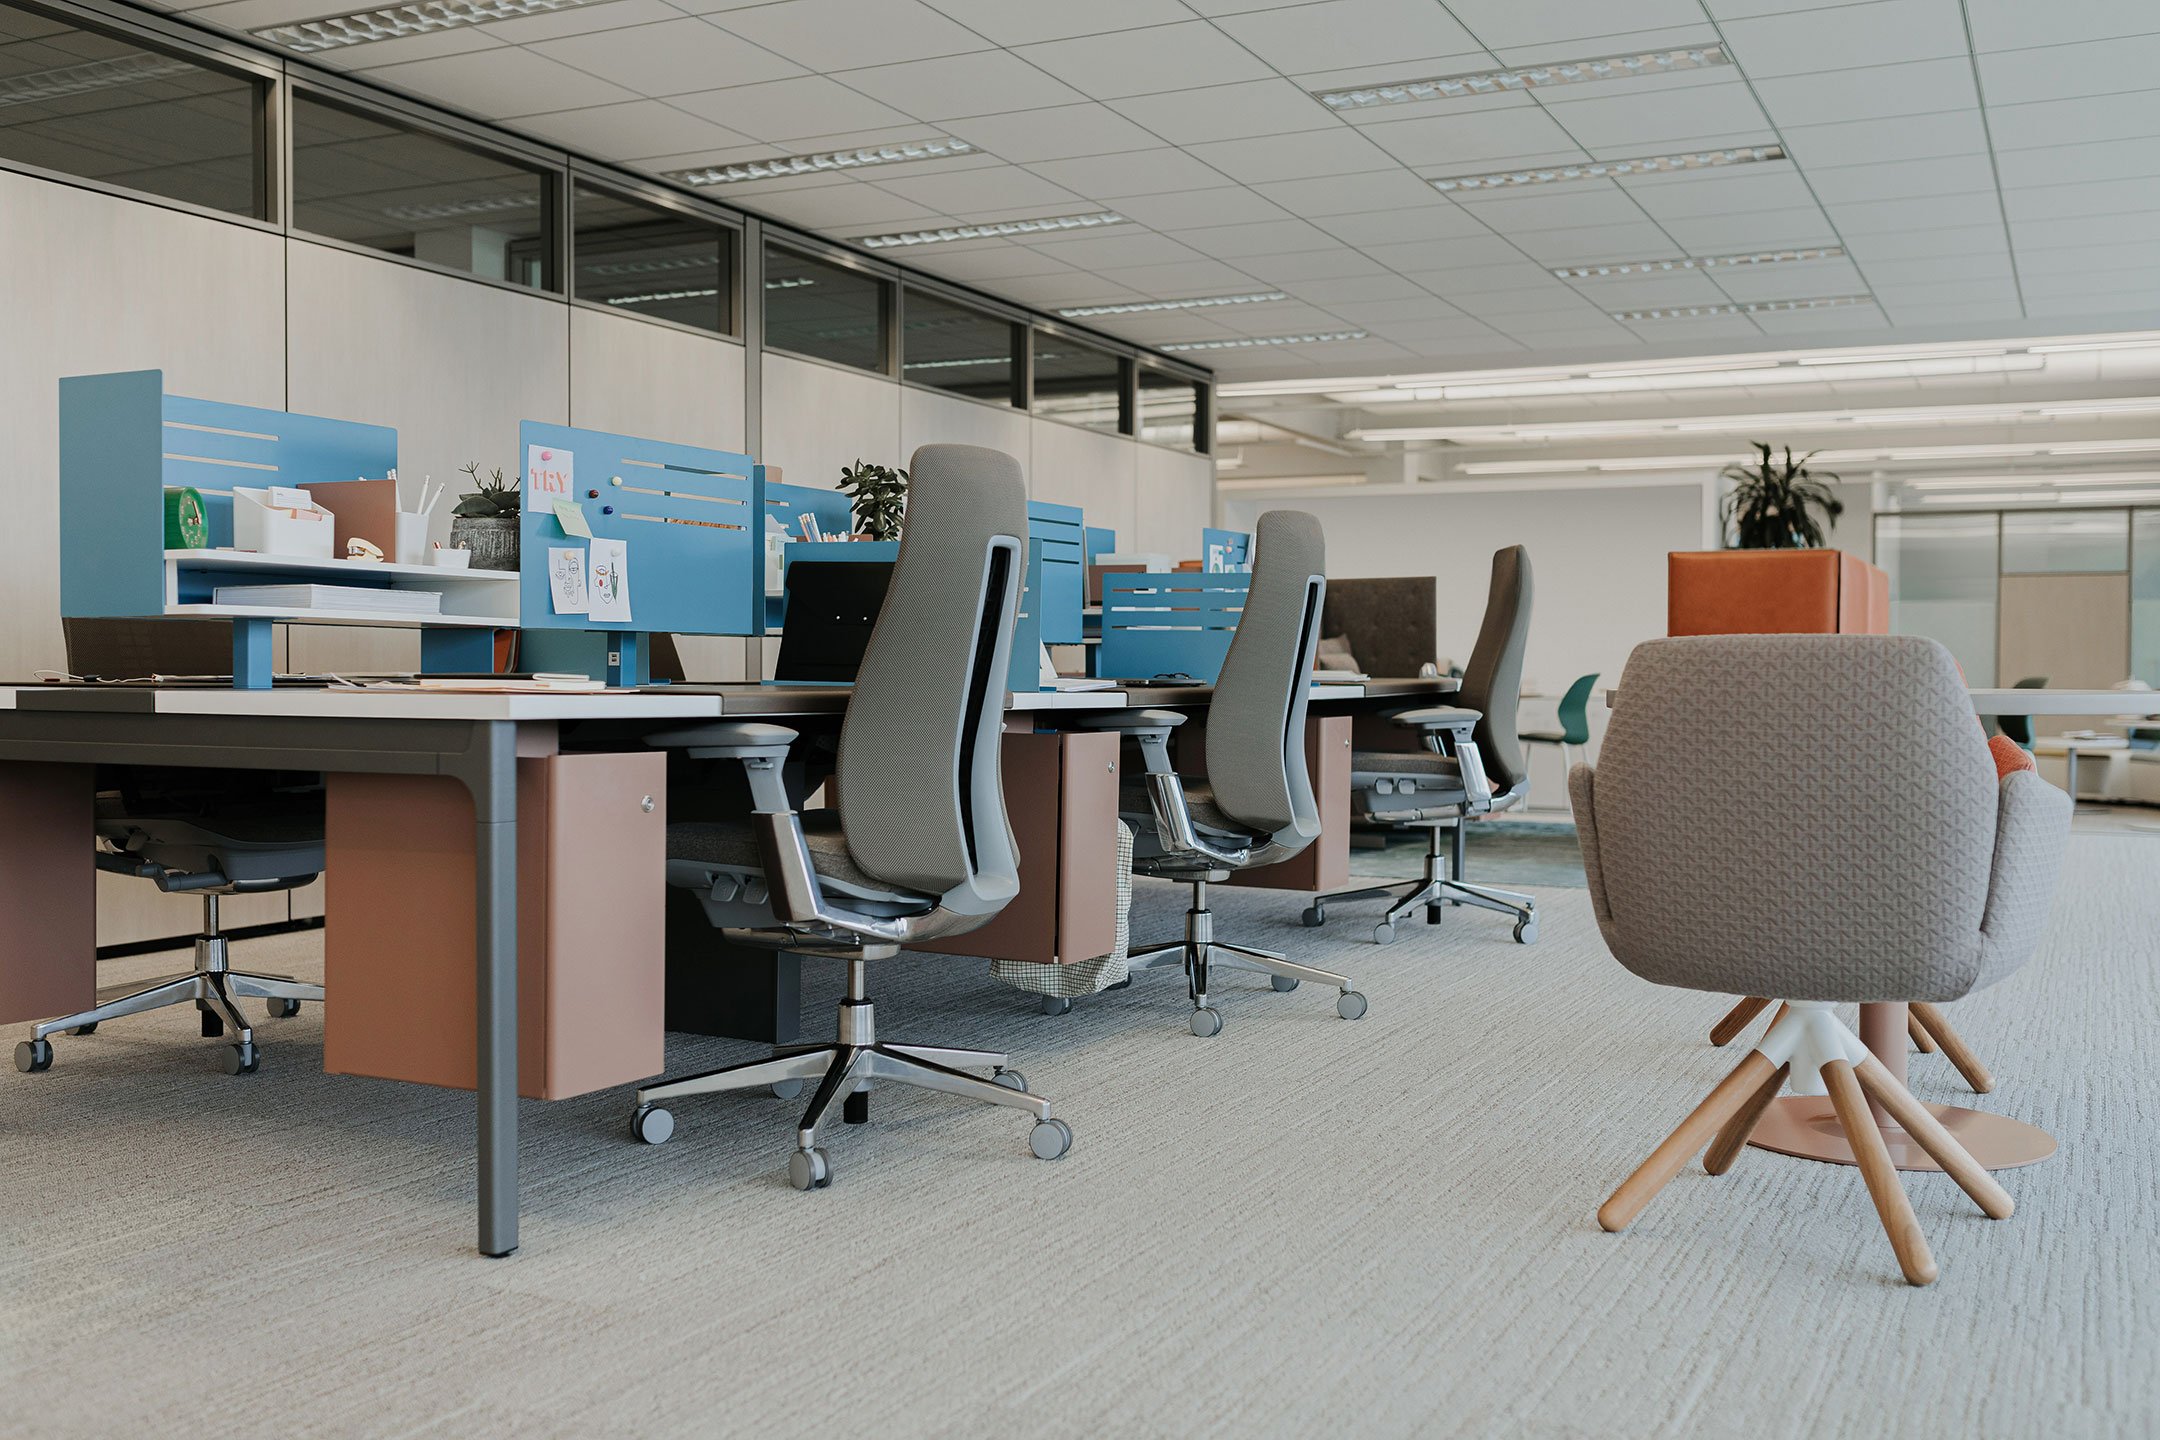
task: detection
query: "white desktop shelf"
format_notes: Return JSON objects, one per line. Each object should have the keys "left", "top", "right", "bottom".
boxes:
{"left": 163, "top": 548, "right": 519, "bottom": 627}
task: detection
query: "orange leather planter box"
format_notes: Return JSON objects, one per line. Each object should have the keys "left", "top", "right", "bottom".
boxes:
{"left": 323, "top": 751, "right": 666, "bottom": 1100}
{"left": 1668, "top": 550, "right": 1888, "bottom": 636}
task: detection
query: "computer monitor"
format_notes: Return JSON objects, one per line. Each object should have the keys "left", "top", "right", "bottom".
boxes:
{"left": 774, "top": 560, "right": 894, "bottom": 682}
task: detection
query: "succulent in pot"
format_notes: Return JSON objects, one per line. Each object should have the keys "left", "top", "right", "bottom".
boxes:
{"left": 449, "top": 461, "right": 522, "bottom": 572}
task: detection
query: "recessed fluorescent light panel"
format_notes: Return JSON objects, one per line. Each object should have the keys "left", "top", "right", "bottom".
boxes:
{"left": 1554, "top": 246, "right": 1843, "bottom": 279}
{"left": 254, "top": 0, "right": 617, "bottom": 52}
{"left": 605, "top": 287, "right": 719, "bottom": 308}
{"left": 381, "top": 193, "right": 539, "bottom": 222}
{"left": 1058, "top": 291, "right": 1287, "bottom": 318}
{"left": 1612, "top": 295, "right": 1869, "bottom": 321}
{"left": 1160, "top": 331, "right": 1367, "bottom": 352}
{"left": 669, "top": 138, "right": 974, "bottom": 187}
{"left": 1432, "top": 145, "right": 1785, "bottom": 193}
{"left": 857, "top": 211, "right": 1125, "bottom": 249}
{"left": 1318, "top": 46, "right": 1730, "bottom": 110}
{"left": 0, "top": 53, "right": 193, "bottom": 106}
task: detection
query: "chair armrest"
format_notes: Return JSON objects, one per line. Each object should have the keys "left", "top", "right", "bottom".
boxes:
{"left": 1383, "top": 705, "right": 1494, "bottom": 810}
{"left": 1065, "top": 708, "right": 1190, "bottom": 733}
{"left": 1974, "top": 769, "right": 2072, "bottom": 988}
{"left": 647, "top": 721, "right": 800, "bottom": 812}
{"left": 1567, "top": 765, "right": 1615, "bottom": 929}
{"left": 1390, "top": 705, "right": 1482, "bottom": 732}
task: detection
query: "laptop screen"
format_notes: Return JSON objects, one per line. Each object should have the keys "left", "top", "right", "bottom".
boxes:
{"left": 774, "top": 561, "right": 895, "bottom": 683}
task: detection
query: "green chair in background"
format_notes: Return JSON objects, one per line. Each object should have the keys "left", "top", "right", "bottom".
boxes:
{"left": 1997, "top": 676, "right": 2048, "bottom": 749}
{"left": 1523, "top": 672, "right": 1600, "bottom": 783}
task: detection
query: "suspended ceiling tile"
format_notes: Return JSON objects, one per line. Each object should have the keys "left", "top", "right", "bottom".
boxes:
{"left": 1356, "top": 107, "right": 1584, "bottom": 169}
{"left": 1804, "top": 154, "right": 2002, "bottom": 204}
{"left": 1087, "top": 258, "right": 1267, "bottom": 293}
{"left": 1231, "top": 248, "right": 1395, "bottom": 283}
{"left": 1781, "top": 111, "right": 1992, "bottom": 168}
{"left": 1184, "top": 127, "right": 1400, "bottom": 184}
{"left": 840, "top": 51, "right": 1089, "bottom": 122}
{"left": 1559, "top": 273, "right": 1731, "bottom": 308}
{"left": 1964, "top": 0, "right": 2160, "bottom": 53}
{"left": 2000, "top": 175, "right": 2160, "bottom": 223}
{"left": 1838, "top": 224, "right": 2011, "bottom": 260}
{"left": 1716, "top": 0, "right": 1971, "bottom": 80}
{"left": 1823, "top": 191, "right": 2009, "bottom": 234}
{"left": 1445, "top": 186, "right": 1649, "bottom": 233}
{"left": 1023, "top": 230, "right": 1207, "bottom": 268}
{"left": 1211, "top": 0, "right": 1483, "bottom": 75}
{"left": 1353, "top": 235, "right": 1532, "bottom": 271}
{"left": 670, "top": 76, "right": 917, "bottom": 139}
{"left": 1504, "top": 223, "right": 1692, "bottom": 264}
{"left": 711, "top": 0, "right": 987, "bottom": 71}
{"left": 1250, "top": 168, "right": 1465, "bottom": 216}
{"left": 872, "top": 164, "right": 1082, "bottom": 212}
{"left": 368, "top": 47, "right": 639, "bottom": 120}
{"left": 1751, "top": 56, "right": 1979, "bottom": 124}
{"left": 748, "top": 182, "right": 948, "bottom": 228}
{"left": 1987, "top": 92, "right": 2160, "bottom": 152}
{"left": 483, "top": 0, "right": 679, "bottom": 42}
{"left": 1623, "top": 169, "right": 1820, "bottom": 219}
{"left": 1165, "top": 217, "right": 1342, "bottom": 257}
{"left": 1313, "top": 205, "right": 1495, "bottom": 247}
{"left": 1440, "top": 0, "right": 1712, "bottom": 49}
{"left": 917, "top": 0, "right": 1196, "bottom": 46}
{"left": 1273, "top": 274, "right": 1431, "bottom": 304}
{"left": 1537, "top": 83, "right": 1774, "bottom": 153}
{"left": 944, "top": 104, "right": 1163, "bottom": 164}
{"left": 1974, "top": 32, "right": 2160, "bottom": 107}
{"left": 513, "top": 99, "right": 753, "bottom": 159}
{"left": 1710, "top": 260, "right": 1871, "bottom": 303}
{"left": 530, "top": 17, "right": 808, "bottom": 97}
{"left": 1994, "top": 137, "right": 2160, "bottom": 189}
{"left": 1096, "top": 186, "right": 1291, "bottom": 231}
{"left": 1106, "top": 78, "right": 1338, "bottom": 147}
{"left": 1026, "top": 150, "right": 1240, "bottom": 204}
{"left": 1016, "top": 22, "right": 1275, "bottom": 100}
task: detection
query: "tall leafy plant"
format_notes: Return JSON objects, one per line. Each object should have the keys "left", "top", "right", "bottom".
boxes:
{"left": 838, "top": 459, "right": 908, "bottom": 540}
{"left": 1721, "top": 443, "right": 1843, "bottom": 549}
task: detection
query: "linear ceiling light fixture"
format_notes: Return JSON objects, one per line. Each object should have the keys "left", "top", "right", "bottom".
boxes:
{"left": 0, "top": 52, "right": 193, "bottom": 106}
{"left": 1431, "top": 144, "right": 1785, "bottom": 193}
{"left": 1057, "top": 291, "right": 1287, "bottom": 318}
{"left": 604, "top": 287, "right": 719, "bottom": 307}
{"left": 856, "top": 211, "right": 1125, "bottom": 249}
{"left": 254, "top": 0, "right": 618, "bottom": 52}
{"left": 1317, "top": 45, "right": 1730, "bottom": 110}
{"left": 380, "top": 192, "right": 538, "bottom": 222}
{"left": 669, "top": 137, "right": 975, "bottom": 187}
{"left": 1612, "top": 295, "right": 1869, "bottom": 321}
{"left": 1554, "top": 245, "right": 1843, "bottom": 279}
{"left": 1160, "top": 331, "right": 1367, "bottom": 352}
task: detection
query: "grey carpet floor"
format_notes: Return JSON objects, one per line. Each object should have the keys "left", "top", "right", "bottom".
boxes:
{"left": 1, "top": 833, "right": 2155, "bottom": 1439}
{"left": 1352, "top": 818, "right": 1589, "bottom": 889}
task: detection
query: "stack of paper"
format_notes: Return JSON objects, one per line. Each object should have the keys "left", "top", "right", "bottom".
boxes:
{"left": 213, "top": 584, "right": 442, "bottom": 615}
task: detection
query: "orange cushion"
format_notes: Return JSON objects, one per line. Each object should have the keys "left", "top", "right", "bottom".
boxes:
{"left": 1989, "top": 733, "right": 2036, "bottom": 779}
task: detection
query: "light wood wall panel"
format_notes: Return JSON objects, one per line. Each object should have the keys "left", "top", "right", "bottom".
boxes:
{"left": 901, "top": 385, "right": 1033, "bottom": 468}
{"left": 1999, "top": 572, "right": 2130, "bottom": 731}
{"left": 1031, "top": 418, "right": 1138, "bottom": 541}
{"left": 568, "top": 306, "right": 745, "bottom": 450}
{"left": 760, "top": 351, "right": 900, "bottom": 494}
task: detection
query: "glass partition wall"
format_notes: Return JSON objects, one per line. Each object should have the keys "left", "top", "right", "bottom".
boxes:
{"left": 1877, "top": 508, "right": 2158, "bottom": 692}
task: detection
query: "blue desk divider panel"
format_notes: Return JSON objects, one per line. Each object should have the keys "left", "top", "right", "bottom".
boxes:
{"left": 60, "top": 370, "right": 403, "bottom": 688}
{"left": 1097, "top": 572, "right": 1250, "bottom": 683}
{"left": 1027, "top": 501, "right": 1085, "bottom": 644}
{"left": 1201, "top": 527, "right": 1252, "bottom": 572}
{"left": 1008, "top": 539, "right": 1046, "bottom": 693}
{"left": 517, "top": 423, "right": 764, "bottom": 682}
{"left": 1085, "top": 526, "right": 1116, "bottom": 570}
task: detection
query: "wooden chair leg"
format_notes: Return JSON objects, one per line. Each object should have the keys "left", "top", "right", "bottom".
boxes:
{"left": 1907, "top": 1011, "right": 1936, "bottom": 1053}
{"left": 1709, "top": 996, "right": 1771, "bottom": 1048}
{"left": 1855, "top": 1055, "right": 2015, "bottom": 1220}
{"left": 1600, "top": 1051, "right": 1777, "bottom": 1233}
{"left": 1704, "top": 1062, "right": 1790, "bottom": 1175}
{"left": 1908, "top": 1002, "right": 1994, "bottom": 1094}
{"left": 1822, "top": 1059, "right": 1938, "bottom": 1286}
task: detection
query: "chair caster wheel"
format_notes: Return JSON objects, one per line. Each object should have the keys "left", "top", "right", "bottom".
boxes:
{"left": 1338, "top": 989, "right": 1369, "bottom": 1021}
{"left": 992, "top": 1067, "right": 1028, "bottom": 1093}
{"left": 770, "top": 1079, "right": 804, "bottom": 1100}
{"left": 1513, "top": 916, "right": 1538, "bottom": 944}
{"left": 266, "top": 998, "right": 302, "bottom": 1019}
{"left": 1425, "top": 903, "right": 1443, "bottom": 924}
{"left": 789, "top": 1146, "right": 832, "bottom": 1191}
{"left": 221, "top": 1042, "right": 259, "bottom": 1075}
{"left": 1190, "top": 1007, "right": 1222, "bottom": 1037}
{"left": 843, "top": 1089, "right": 870, "bottom": 1125}
{"left": 1040, "top": 995, "right": 1072, "bottom": 1016}
{"left": 1029, "top": 1117, "right": 1073, "bottom": 1160}
{"left": 1374, "top": 921, "right": 1397, "bottom": 945}
{"left": 70, "top": 1022, "right": 97, "bottom": 1036}
{"left": 15, "top": 1038, "right": 53, "bottom": 1074}
{"left": 1270, "top": 974, "right": 1299, "bottom": 992}
{"left": 630, "top": 1104, "right": 674, "bottom": 1145}
{"left": 1301, "top": 903, "right": 1325, "bottom": 927}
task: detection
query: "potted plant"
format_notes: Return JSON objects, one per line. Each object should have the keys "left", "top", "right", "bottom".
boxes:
{"left": 837, "top": 459, "right": 908, "bottom": 541}
{"left": 1721, "top": 443, "right": 1843, "bottom": 549}
{"left": 449, "top": 461, "right": 521, "bottom": 571}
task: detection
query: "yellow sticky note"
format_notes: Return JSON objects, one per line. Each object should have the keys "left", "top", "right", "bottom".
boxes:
{"left": 553, "top": 499, "right": 593, "bottom": 539}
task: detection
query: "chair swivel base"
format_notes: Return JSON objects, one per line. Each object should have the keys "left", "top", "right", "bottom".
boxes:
{"left": 1748, "top": 1098, "right": 2055, "bottom": 1172}
{"left": 1306, "top": 874, "right": 1537, "bottom": 945}
{"left": 1127, "top": 877, "right": 1366, "bottom": 1035}
{"left": 630, "top": 972, "right": 1070, "bottom": 1189}
{"left": 15, "top": 930, "right": 321, "bottom": 1076}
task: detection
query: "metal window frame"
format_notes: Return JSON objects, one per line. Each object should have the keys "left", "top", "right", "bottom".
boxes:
{"left": 566, "top": 163, "right": 744, "bottom": 341}
{"left": 896, "top": 276, "right": 1027, "bottom": 412}
{"left": 0, "top": 0, "right": 283, "bottom": 229}
{"left": 760, "top": 236, "right": 897, "bottom": 378}
{"left": 1134, "top": 357, "right": 1212, "bottom": 455}
{"left": 1029, "top": 321, "right": 1135, "bottom": 437}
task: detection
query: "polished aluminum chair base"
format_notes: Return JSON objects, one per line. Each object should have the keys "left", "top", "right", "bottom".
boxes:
{"left": 630, "top": 950, "right": 1071, "bottom": 1189}
{"left": 14, "top": 894, "right": 322, "bottom": 1077}
{"left": 1305, "top": 820, "right": 1537, "bottom": 946}
{"left": 1131, "top": 876, "right": 1367, "bottom": 1037}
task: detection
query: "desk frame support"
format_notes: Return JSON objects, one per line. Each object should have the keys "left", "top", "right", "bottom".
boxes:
{"left": 446, "top": 720, "right": 519, "bottom": 1257}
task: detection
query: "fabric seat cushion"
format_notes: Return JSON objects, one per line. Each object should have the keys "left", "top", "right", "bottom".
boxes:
{"left": 668, "top": 808, "right": 898, "bottom": 897}
{"left": 1351, "top": 749, "right": 1461, "bottom": 781}
{"left": 1118, "top": 774, "right": 1258, "bottom": 840}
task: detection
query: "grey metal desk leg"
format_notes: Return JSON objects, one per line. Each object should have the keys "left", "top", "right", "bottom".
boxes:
{"left": 457, "top": 720, "right": 520, "bottom": 1258}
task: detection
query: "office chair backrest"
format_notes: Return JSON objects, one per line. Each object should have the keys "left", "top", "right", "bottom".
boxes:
{"left": 1318, "top": 576, "right": 1437, "bottom": 678}
{"left": 835, "top": 444, "right": 1025, "bottom": 909}
{"left": 1588, "top": 635, "right": 2011, "bottom": 1002}
{"left": 1458, "top": 546, "right": 1533, "bottom": 796}
{"left": 1205, "top": 509, "right": 1326, "bottom": 842}
{"left": 1557, "top": 672, "right": 1599, "bottom": 745}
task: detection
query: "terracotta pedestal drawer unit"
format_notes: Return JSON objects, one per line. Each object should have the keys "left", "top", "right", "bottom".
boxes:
{"left": 324, "top": 751, "right": 666, "bottom": 1100}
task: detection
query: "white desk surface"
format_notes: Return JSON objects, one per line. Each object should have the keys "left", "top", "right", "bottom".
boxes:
{"left": 0, "top": 686, "right": 727, "bottom": 722}
{"left": 1968, "top": 688, "right": 2160, "bottom": 716}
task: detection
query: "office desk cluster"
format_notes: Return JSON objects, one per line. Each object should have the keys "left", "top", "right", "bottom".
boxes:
{"left": 0, "top": 677, "right": 1444, "bottom": 1258}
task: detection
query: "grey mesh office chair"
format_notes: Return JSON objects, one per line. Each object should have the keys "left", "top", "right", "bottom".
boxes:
{"left": 16, "top": 620, "right": 326, "bottom": 1078}
{"left": 1576, "top": 635, "right": 2069, "bottom": 1285}
{"left": 1303, "top": 546, "right": 1538, "bottom": 944}
{"left": 1066, "top": 510, "right": 1366, "bottom": 1036}
{"left": 628, "top": 444, "right": 1071, "bottom": 1190}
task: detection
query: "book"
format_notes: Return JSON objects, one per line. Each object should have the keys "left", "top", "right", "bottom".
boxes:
{"left": 211, "top": 583, "right": 442, "bottom": 615}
